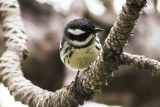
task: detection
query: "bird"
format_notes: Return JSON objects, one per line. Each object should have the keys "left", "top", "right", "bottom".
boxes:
{"left": 59, "top": 18, "right": 104, "bottom": 83}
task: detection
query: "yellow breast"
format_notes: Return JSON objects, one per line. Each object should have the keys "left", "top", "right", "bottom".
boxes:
{"left": 65, "top": 43, "right": 101, "bottom": 71}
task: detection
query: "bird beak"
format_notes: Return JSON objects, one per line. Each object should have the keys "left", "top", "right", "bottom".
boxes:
{"left": 94, "top": 28, "right": 105, "bottom": 33}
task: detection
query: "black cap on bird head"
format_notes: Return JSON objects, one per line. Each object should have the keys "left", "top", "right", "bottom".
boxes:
{"left": 64, "top": 18, "right": 104, "bottom": 34}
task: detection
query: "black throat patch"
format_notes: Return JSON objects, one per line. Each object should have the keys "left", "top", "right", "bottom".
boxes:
{"left": 69, "top": 37, "right": 94, "bottom": 49}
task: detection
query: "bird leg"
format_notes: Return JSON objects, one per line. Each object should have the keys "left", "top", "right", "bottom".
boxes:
{"left": 75, "top": 70, "right": 80, "bottom": 88}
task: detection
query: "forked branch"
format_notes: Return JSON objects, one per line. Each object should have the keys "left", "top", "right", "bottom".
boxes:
{"left": 0, "top": 0, "right": 156, "bottom": 107}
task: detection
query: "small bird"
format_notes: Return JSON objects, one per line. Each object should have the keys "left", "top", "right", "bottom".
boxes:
{"left": 60, "top": 19, "right": 104, "bottom": 82}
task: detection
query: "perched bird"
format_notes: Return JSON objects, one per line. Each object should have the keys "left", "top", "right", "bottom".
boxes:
{"left": 60, "top": 19, "right": 104, "bottom": 80}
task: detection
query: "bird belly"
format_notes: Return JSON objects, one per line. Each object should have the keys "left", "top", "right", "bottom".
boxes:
{"left": 66, "top": 44, "right": 100, "bottom": 70}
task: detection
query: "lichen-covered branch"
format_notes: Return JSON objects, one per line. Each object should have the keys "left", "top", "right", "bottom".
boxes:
{"left": 0, "top": 0, "right": 55, "bottom": 107}
{"left": 0, "top": 0, "right": 28, "bottom": 59}
{"left": 75, "top": 0, "right": 147, "bottom": 101}
{"left": 0, "top": 0, "right": 147, "bottom": 107}
{"left": 120, "top": 52, "right": 160, "bottom": 75}
{"left": 103, "top": 0, "right": 146, "bottom": 55}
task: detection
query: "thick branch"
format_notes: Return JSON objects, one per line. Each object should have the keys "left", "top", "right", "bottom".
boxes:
{"left": 120, "top": 52, "right": 160, "bottom": 75}
{"left": 0, "top": 0, "right": 55, "bottom": 107}
{"left": 0, "top": 0, "right": 146, "bottom": 107}
{"left": 75, "top": 0, "right": 146, "bottom": 102}
{"left": 103, "top": 0, "right": 146, "bottom": 55}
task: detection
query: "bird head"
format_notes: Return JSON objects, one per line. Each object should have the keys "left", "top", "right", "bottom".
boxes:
{"left": 63, "top": 19, "right": 104, "bottom": 47}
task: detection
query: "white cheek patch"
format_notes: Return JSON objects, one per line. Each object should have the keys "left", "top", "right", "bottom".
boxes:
{"left": 68, "top": 29, "right": 86, "bottom": 35}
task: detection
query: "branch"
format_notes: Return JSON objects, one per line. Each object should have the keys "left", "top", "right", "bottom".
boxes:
{"left": 120, "top": 52, "right": 160, "bottom": 75}
{"left": 76, "top": 0, "right": 146, "bottom": 101}
{"left": 0, "top": 0, "right": 146, "bottom": 107}
{"left": 0, "top": 0, "right": 55, "bottom": 106}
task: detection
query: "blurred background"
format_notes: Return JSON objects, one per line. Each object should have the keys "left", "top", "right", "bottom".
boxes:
{"left": 0, "top": 0, "right": 160, "bottom": 107}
